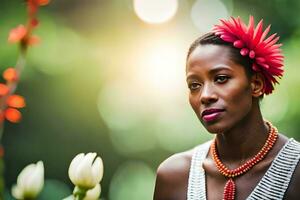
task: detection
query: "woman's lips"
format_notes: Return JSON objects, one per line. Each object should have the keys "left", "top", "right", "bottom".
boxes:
{"left": 201, "top": 110, "right": 224, "bottom": 122}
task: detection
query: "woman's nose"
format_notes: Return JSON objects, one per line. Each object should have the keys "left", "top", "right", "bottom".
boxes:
{"left": 200, "top": 83, "right": 218, "bottom": 105}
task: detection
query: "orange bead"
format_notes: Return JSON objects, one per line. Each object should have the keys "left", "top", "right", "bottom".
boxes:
{"left": 211, "top": 120, "right": 278, "bottom": 180}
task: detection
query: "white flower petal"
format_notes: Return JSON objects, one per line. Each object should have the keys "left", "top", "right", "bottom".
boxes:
{"left": 11, "top": 184, "right": 23, "bottom": 199}
{"left": 24, "top": 161, "right": 44, "bottom": 197}
{"left": 82, "top": 153, "right": 97, "bottom": 169}
{"left": 75, "top": 153, "right": 97, "bottom": 188}
{"left": 17, "top": 164, "right": 35, "bottom": 188}
{"left": 83, "top": 184, "right": 101, "bottom": 200}
{"left": 12, "top": 161, "right": 45, "bottom": 199}
{"left": 92, "top": 157, "right": 103, "bottom": 184}
{"left": 62, "top": 195, "right": 75, "bottom": 200}
{"left": 68, "top": 152, "right": 105, "bottom": 189}
{"left": 68, "top": 153, "right": 85, "bottom": 185}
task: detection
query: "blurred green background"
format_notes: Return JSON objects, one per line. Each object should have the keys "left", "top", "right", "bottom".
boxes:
{"left": 1, "top": 0, "right": 300, "bottom": 199}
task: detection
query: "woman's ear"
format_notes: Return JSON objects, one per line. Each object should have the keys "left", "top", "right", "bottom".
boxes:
{"left": 251, "top": 73, "right": 265, "bottom": 97}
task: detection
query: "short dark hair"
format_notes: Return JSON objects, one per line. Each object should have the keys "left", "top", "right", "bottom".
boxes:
{"left": 186, "top": 32, "right": 254, "bottom": 78}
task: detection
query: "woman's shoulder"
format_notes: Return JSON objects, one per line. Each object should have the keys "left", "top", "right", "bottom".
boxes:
{"left": 156, "top": 149, "right": 194, "bottom": 182}
{"left": 153, "top": 149, "right": 194, "bottom": 200}
{"left": 156, "top": 140, "right": 212, "bottom": 179}
{"left": 153, "top": 141, "right": 212, "bottom": 200}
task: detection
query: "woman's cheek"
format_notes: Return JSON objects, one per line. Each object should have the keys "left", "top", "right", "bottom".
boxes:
{"left": 189, "top": 94, "right": 201, "bottom": 117}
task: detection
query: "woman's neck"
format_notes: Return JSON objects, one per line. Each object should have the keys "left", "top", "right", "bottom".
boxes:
{"left": 215, "top": 108, "right": 269, "bottom": 166}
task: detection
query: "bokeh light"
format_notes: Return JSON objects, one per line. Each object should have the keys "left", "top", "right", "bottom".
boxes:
{"left": 109, "top": 161, "right": 155, "bottom": 200}
{"left": 97, "top": 35, "right": 195, "bottom": 154}
{"left": 95, "top": 27, "right": 215, "bottom": 153}
{"left": 134, "top": 41, "right": 185, "bottom": 96}
{"left": 191, "top": 0, "right": 229, "bottom": 32}
{"left": 133, "top": 0, "right": 178, "bottom": 24}
{"left": 29, "top": 16, "right": 85, "bottom": 75}
{"left": 97, "top": 80, "right": 158, "bottom": 154}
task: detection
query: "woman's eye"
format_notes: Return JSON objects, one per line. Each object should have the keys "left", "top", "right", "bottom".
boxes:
{"left": 215, "top": 75, "right": 229, "bottom": 83}
{"left": 189, "top": 83, "right": 201, "bottom": 90}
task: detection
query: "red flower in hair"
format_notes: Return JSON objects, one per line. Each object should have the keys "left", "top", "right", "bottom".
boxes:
{"left": 213, "top": 16, "right": 284, "bottom": 95}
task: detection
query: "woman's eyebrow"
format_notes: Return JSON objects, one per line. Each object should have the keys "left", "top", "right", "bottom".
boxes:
{"left": 186, "top": 74, "right": 197, "bottom": 81}
{"left": 209, "top": 65, "right": 233, "bottom": 74}
{"left": 186, "top": 65, "right": 233, "bottom": 81}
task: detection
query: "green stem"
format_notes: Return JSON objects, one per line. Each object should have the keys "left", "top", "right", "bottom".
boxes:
{"left": 73, "top": 186, "right": 87, "bottom": 200}
{"left": 0, "top": 158, "right": 3, "bottom": 200}
{"left": 0, "top": 48, "right": 27, "bottom": 141}
{"left": 75, "top": 196, "right": 83, "bottom": 200}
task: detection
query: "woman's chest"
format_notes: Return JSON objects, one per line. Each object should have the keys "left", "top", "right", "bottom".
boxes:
{"left": 206, "top": 172, "right": 266, "bottom": 200}
{"left": 204, "top": 159, "right": 270, "bottom": 200}
{"left": 187, "top": 138, "right": 300, "bottom": 200}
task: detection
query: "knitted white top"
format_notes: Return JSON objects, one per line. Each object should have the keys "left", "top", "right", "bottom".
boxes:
{"left": 187, "top": 138, "right": 300, "bottom": 200}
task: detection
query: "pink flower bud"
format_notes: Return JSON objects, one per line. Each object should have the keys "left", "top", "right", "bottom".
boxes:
{"left": 233, "top": 40, "right": 244, "bottom": 48}
{"left": 249, "top": 50, "right": 255, "bottom": 59}
{"left": 240, "top": 48, "right": 249, "bottom": 56}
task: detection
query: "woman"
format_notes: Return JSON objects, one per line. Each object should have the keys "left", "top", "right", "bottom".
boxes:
{"left": 153, "top": 16, "right": 300, "bottom": 200}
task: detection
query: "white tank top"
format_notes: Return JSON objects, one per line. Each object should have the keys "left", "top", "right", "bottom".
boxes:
{"left": 187, "top": 138, "right": 300, "bottom": 200}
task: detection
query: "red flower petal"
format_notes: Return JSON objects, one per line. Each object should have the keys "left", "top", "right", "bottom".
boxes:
{"left": 36, "top": 0, "right": 50, "bottom": 6}
{"left": 5, "top": 108, "right": 22, "bottom": 123}
{"left": 27, "top": 35, "right": 40, "bottom": 45}
{"left": 8, "top": 25, "right": 27, "bottom": 43}
{"left": 0, "top": 84, "right": 9, "bottom": 96}
{"left": 3, "top": 68, "right": 19, "bottom": 82}
{"left": 31, "top": 18, "right": 39, "bottom": 28}
{"left": 7, "top": 95, "right": 26, "bottom": 108}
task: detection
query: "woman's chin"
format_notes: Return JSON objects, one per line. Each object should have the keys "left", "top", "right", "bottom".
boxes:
{"left": 206, "top": 128, "right": 223, "bottom": 134}
{"left": 201, "top": 121, "right": 227, "bottom": 134}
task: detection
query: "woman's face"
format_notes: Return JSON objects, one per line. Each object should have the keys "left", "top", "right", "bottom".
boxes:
{"left": 186, "top": 44, "right": 254, "bottom": 133}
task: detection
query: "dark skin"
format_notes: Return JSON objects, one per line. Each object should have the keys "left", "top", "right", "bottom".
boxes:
{"left": 153, "top": 44, "right": 300, "bottom": 200}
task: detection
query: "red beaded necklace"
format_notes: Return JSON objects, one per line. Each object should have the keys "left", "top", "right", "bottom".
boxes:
{"left": 211, "top": 121, "right": 278, "bottom": 200}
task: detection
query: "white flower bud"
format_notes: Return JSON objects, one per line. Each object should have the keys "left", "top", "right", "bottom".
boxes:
{"left": 83, "top": 184, "right": 101, "bottom": 200}
{"left": 68, "top": 153, "right": 104, "bottom": 189}
{"left": 11, "top": 161, "right": 44, "bottom": 199}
